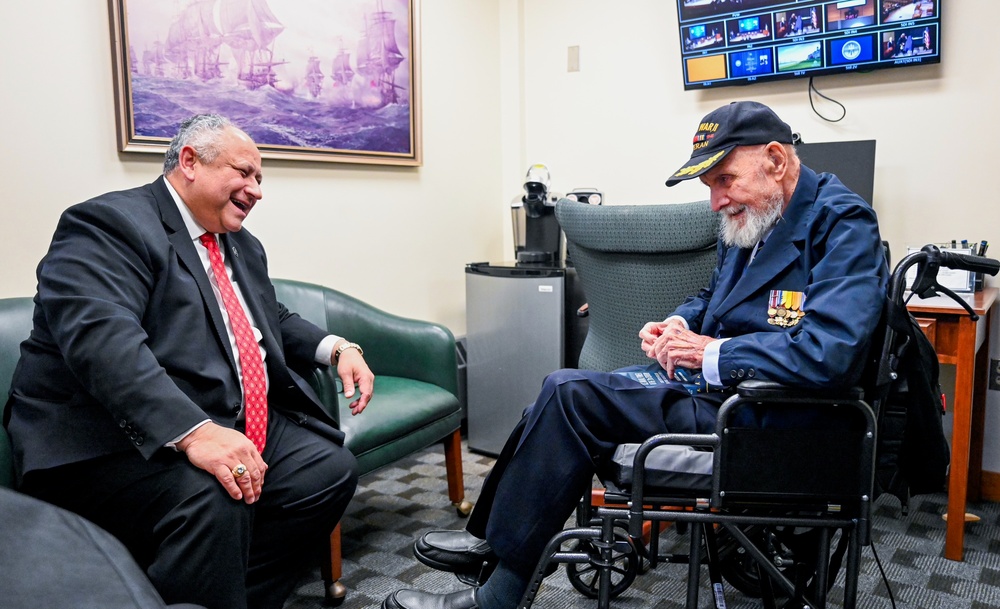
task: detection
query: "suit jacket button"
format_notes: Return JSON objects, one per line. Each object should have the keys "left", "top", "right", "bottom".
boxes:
{"left": 119, "top": 420, "right": 127, "bottom": 428}
{"left": 135, "top": 437, "right": 144, "bottom": 446}
{"left": 737, "top": 369, "right": 745, "bottom": 378}
{"left": 730, "top": 370, "right": 738, "bottom": 378}
{"left": 748, "top": 369, "right": 756, "bottom": 378}
{"left": 233, "top": 403, "right": 242, "bottom": 413}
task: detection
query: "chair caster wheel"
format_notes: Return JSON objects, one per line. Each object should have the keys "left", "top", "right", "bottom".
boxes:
{"left": 565, "top": 528, "right": 638, "bottom": 599}
{"left": 324, "top": 580, "right": 347, "bottom": 606}
{"left": 454, "top": 500, "right": 474, "bottom": 517}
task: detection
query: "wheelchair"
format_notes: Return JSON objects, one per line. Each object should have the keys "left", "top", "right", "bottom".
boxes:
{"left": 517, "top": 245, "right": 1000, "bottom": 609}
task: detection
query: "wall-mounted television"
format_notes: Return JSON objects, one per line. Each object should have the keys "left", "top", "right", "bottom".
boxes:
{"left": 677, "top": 1, "right": 941, "bottom": 90}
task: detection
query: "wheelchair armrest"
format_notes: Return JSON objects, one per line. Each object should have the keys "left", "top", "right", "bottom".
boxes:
{"left": 626, "top": 432, "right": 719, "bottom": 538}
{"left": 735, "top": 379, "right": 863, "bottom": 401}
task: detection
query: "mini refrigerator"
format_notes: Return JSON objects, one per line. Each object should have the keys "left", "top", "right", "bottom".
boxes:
{"left": 464, "top": 262, "right": 565, "bottom": 455}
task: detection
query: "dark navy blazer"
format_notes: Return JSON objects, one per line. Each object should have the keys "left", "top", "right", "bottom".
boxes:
{"left": 672, "top": 165, "right": 888, "bottom": 389}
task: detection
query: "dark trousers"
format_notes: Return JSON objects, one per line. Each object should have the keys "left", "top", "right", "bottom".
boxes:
{"left": 466, "top": 367, "right": 727, "bottom": 575}
{"left": 21, "top": 410, "right": 358, "bottom": 609}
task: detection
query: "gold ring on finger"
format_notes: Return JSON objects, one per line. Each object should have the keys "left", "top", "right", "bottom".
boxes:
{"left": 232, "top": 464, "right": 247, "bottom": 479}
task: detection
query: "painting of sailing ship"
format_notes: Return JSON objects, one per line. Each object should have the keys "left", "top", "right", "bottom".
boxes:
{"left": 109, "top": 0, "right": 420, "bottom": 165}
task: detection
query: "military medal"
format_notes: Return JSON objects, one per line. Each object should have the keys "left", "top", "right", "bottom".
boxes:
{"left": 767, "top": 290, "right": 806, "bottom": 327}
{"left": 767, "top": 291, "right": 784, "bottom": 326}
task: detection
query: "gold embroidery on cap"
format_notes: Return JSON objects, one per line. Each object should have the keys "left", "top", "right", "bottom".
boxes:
{"left": 673, "top": 150, "right": 727, "bottom": 177}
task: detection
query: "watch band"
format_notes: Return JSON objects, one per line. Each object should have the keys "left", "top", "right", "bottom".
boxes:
{"left": 334, "top": 342, "right": 363, "bottom": 362}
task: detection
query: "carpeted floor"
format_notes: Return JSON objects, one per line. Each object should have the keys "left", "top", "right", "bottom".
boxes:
{"left": 284, "top": 442, "right": 1000, "bottom": 609}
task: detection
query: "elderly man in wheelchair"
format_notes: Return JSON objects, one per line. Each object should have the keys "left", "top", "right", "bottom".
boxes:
{"left": 384, "top": 101, "right": 889, "bottom": 609}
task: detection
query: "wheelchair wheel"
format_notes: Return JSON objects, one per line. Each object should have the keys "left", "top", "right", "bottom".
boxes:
{"left": 719, "top": 543, "right": 767, "bottom": 598}
{"left": 565, "top": 529, "right": 639, "bottom": 599}
{"left": 719, "top": 525, "right": 831, "bottom": 602}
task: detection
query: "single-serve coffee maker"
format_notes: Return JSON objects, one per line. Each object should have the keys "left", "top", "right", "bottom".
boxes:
{"left": 511, "top": 164, "right": 563, "bottom": 265}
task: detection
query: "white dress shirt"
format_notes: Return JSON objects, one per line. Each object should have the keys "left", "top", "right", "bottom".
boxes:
{"left": 163, "top": 179, "right": 341, "bottom": 446}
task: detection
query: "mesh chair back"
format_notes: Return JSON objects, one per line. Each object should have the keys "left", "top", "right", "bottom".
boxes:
{"left": 556, "top": 199, "right": 719, "bottom": 371}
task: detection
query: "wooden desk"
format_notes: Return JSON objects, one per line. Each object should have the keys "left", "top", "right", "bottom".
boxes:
{"left": 907, "top": 287, "right": 997, "bottom": 561}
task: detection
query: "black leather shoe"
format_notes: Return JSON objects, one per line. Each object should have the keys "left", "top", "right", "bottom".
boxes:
{"left": 414, "top": 529, "right": 497, "bottom": 574}
{"left": 383, "top": 588, "right": 478, "bottom": 609}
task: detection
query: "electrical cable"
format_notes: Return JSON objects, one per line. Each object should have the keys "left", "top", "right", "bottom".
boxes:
{"left": 807, "top": 77, "right": 847, "bottom": 123}
{"left": 870, "top": 541, "right": 897, "bottom": 609}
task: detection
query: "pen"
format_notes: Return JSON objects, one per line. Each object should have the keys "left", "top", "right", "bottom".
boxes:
{"left": 961, "top": 239, "right": 969, "bottom": 249}
{"left": 979, "top": 240, "right": 988, "bottom": 256}
{"left": 982, "top": 242, "right": 989, "bottom": 257}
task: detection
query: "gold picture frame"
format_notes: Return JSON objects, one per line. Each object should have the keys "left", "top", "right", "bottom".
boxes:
{"left": 108, "top": 0, "right": 421, "bottom": 166}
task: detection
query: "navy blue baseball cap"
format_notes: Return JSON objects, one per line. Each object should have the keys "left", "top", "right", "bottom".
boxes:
{"left": 666, "top": 101, "right": 793, "bottom": 186}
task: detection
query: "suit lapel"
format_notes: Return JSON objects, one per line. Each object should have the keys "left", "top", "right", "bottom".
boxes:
{"left": 152, "top": 177, "right": 238, "bottom": 373}
{"left": 707, "top": 168, "right": 820, "bottom": 324}
{"left": 699, "top": 246, "right": 747, "bottom": 337}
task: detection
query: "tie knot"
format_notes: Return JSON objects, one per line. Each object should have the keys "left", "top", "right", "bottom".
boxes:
{"left": 200, "top": 233, "right": 218, "bottom": 249}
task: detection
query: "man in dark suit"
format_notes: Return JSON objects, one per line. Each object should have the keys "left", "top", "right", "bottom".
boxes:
{"left": 384, "top": 101, "right": 888, "bottom": 609}
{"left": 4, "top": 115, "right": 373, "bottom": 609}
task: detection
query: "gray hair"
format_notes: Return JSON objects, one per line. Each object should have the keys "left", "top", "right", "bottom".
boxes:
{"left": 163, "top": 114, "right": 234, "bottom": 174}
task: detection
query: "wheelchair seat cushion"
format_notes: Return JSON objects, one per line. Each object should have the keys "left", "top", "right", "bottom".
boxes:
{"left": 604, "top": 443, "right": 713, "bottom": 494}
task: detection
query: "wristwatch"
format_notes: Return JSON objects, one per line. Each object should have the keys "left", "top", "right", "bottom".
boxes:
{"left": 334, "top": 342, "right": 363, "bottom": 362}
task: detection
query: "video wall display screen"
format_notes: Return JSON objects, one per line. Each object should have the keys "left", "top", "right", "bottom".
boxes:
{"left": 678, "top": 1, "right": 941, "bottom": 90}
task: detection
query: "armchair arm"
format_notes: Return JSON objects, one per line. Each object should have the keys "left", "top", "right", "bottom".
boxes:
{"left": 304, "top": 366, "right": 342, "bottom": 427}
{"left": 272, "top": 279, "right": 458, "bottom": 397}
{"left": 320, "top": 289, "right": 458, "bottom": 397}
{"left": 0, "top": 432, "right": 14, "bottom": 488}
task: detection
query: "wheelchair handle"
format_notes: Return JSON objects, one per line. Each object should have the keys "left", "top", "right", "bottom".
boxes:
{"left": 937, "top": 249, "right": 1000, "bottom": 276}
{"left": 889, "top": 244, "right": 999, "bottom": 324}
{"left": 891, "top": 246, "right": 999, "bottom": 300}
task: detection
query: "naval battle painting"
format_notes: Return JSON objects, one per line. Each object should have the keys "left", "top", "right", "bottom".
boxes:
{"left": 109, "top": 0, "right": 421, "bottom": 165}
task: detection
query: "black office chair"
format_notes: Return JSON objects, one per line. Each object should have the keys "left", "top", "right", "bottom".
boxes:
{"left": 517, "top": 246, "right": 999, "bottom": 609}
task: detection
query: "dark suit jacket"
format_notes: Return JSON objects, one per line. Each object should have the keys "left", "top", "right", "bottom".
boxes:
{"left": 672, "top": 166, "right": 888, "bottom": 389}
{"left": 5, "top": 177, "right": 343, "bottom": 481}
{"left": 0, "top": 487, "right": 197, "bottom": 608}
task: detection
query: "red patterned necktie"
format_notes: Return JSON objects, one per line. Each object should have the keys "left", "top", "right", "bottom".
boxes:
{"left": 199, "top": 233, "right": 268, "bottom": 452}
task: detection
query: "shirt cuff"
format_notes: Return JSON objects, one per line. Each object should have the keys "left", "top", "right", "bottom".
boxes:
{"left": 701, "top": 337, "right": 731, "bottom": 387}
{"left": 316, "top": 334, "right": 344, "bottom": 365}
{"left": 166, "top": 419, "right": 212, "bottom": 450}
{"left": 664, "top": 315, "right": 689, "bottom": 330}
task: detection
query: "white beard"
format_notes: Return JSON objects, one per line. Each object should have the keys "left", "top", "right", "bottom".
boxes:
{"left": 719, "top": 191, "right": 784, "bottom": 249}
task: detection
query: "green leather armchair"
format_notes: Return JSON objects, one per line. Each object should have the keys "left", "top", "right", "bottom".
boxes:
{"left": 0, "top": 298, "right": 33, "bottom": 490}
{"left": 271, "top": 279, "right": 469, "bottom": 604}
{"left": 0, "top": 281, "right": 469, "bottom": 606}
